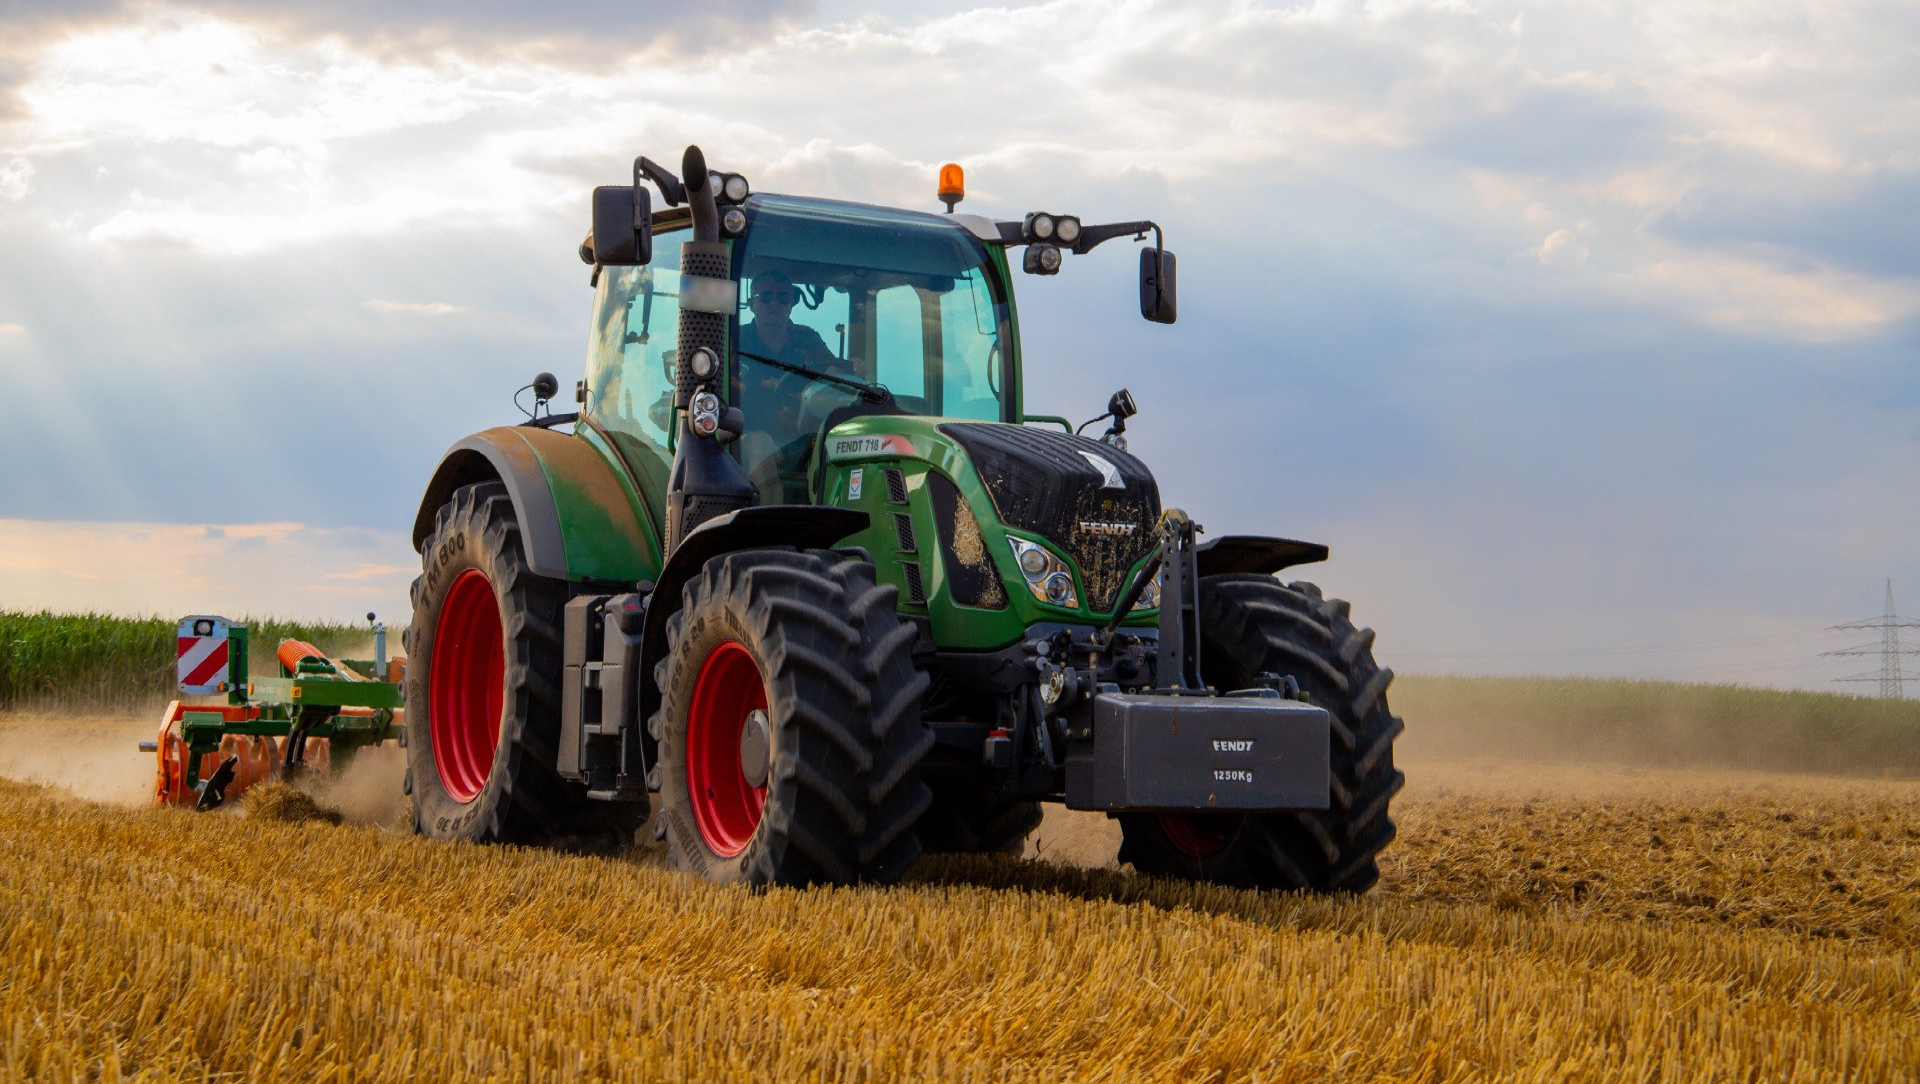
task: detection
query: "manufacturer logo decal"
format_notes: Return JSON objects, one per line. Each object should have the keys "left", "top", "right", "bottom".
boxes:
{"left": 1213, "top": 740, "right": 1254, "bottom": 753}
{"left": 1075, "top": 450, "right": 1125, "bottom": 490}
{"left": 829, "top": 435, "right": 916, "bottom": 460}
{"left": 1077, "top": 521, "right": 1138, "bottom": 536}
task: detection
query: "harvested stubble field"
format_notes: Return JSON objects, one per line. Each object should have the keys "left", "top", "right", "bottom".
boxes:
{"left": 1, "top": 710, "right": 1915, "bottom": 1083}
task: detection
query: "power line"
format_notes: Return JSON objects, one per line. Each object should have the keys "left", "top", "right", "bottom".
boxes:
{"left": 1822, "top": 578, "right": 1920, "bottom": 699}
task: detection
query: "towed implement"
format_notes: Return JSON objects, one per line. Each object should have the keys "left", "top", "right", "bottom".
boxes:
{"left": 404, "top": 147, "right": 1406, "bottom": 890}
{"left": 145, "top": 615, "right": 403, "bottom": 810}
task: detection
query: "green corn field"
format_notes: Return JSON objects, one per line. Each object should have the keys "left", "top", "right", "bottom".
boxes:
{"left": 0, "top": 610, "right": 377, "bottom": 712}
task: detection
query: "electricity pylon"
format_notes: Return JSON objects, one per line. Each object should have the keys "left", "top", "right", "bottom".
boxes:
{"left": 1825, "top": 579, "right": 1920, "bottom": 698}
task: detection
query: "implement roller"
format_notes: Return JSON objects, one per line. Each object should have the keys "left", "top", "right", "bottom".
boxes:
{"left": 144, "top": 614, "right": 405, "bottom": 810}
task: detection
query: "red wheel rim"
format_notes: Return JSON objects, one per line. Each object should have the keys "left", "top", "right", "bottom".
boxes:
{"left": 1160, "top": 812, "right": 1242, "bottom": 858}
{"left": 430, "top": 569, "right": 505, "bottom": 803}
{"left": 686, "top": 640, "right": 769, "bottom": 857}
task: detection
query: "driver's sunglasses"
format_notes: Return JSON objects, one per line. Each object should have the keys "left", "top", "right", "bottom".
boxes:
{"left": 753, "top": 288, "right": 796, "bottom": 305}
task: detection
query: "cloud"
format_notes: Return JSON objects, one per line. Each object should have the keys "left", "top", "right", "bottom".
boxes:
{"left": 321, "top": 562, "right": 413, "bottom": 581}
{"left": 0, "top": 158, "right": 31, "bottom": 201}
{"left": 1, "top": 0, "right": 1917, "bottom": 685}
{"left": 1653, "top": 158, "right": 1920, "bottom": 280}
{"left": 366, "top": 299, "right": 467, "bottom": 316}
{"left": 2, "top": 0, "right": 815, "bottom": 64}
{"left": 181, "top": 0, "right": 818, "bottom": 58}
{"left": 1635, "top": 251, "right": 1920, "bottom": 341}
{"left": 0, "top": 517, "right": 413, "bottom": 621}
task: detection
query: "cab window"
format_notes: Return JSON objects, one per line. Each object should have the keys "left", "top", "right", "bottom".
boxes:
{"left": 582, "top": 227, "right": 687, "bottom": 519}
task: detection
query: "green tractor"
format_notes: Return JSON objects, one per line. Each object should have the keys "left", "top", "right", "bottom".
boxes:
{"left": 406, "top": 146, "right": 1404, "bottom": 890}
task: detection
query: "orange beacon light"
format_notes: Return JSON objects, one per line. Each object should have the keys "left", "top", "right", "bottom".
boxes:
{"left": 938, "top": 163, "right": 964, "bottom": 212}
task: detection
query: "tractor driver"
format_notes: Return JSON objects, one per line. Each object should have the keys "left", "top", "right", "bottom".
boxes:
{"left": 735, "top": 269, "right": 855, "bottom": 501}
{"left": 738, "top": 270, "right": 833, "bottom": 370}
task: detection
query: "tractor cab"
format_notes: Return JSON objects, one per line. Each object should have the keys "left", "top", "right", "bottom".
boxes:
{"left": 582, "top": 193, "right": 1017, "bottom": 514}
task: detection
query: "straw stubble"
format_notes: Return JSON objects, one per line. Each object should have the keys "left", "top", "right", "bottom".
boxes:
{"left": 0, "top": 759, "right": 1914, "bottom": 1083}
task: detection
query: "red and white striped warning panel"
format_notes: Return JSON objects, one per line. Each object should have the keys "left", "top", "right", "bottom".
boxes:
{"left": 176, "top": 615, "right": 234, "bottom": 695}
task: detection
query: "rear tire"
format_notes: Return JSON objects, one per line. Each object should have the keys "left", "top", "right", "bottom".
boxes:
{"left": 1118, "top": 576, "right": 1404, "bottom": 892}
{"left": 405, "top": 481, "right": 641, "bottom": 848}
{"left": 651, "top": 549, "right": 933, "bottom": 886}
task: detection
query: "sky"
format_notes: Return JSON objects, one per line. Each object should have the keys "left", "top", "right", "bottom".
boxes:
{"left": 0, "top": 0, "right": 1916, "bottom": 692}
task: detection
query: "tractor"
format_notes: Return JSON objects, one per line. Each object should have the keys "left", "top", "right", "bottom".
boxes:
{"left": 406, "top": 147, "right": 1404, "bottom": 890}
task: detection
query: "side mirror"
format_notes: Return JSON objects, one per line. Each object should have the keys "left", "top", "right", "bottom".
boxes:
{"left": 590, "top": 184, "right": 652, "bottom": 266}
{"left": 1140, "top": 247, "right": 1177, "bottom": 324}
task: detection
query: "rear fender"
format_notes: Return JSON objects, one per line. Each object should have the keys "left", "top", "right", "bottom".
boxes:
{"left": 413, "top": 427, "right": 659, "bottom": 583}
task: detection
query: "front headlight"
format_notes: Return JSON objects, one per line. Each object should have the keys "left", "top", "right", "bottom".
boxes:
{"left": 1130, "top": 571, "right": 1161, "bottom": 612}
{"left": 1007, "top": 536, "right": 1078, "bottom": 608}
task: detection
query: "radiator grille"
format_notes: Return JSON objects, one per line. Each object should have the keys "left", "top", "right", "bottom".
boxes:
{"left": 883, "top": 468, "right": 908, "bottom": 505}
{"left": 902, "top": 562, "right": 926, "bottom": 605}
{"left": 891, "top": 511, "right": 917, "bottom": 554}
{"left": 939, "top": 423, "right": 1159, "bottom": 612}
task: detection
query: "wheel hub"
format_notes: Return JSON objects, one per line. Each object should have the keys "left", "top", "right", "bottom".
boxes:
{"left": 1160, "top": 812, "right": 1242, "bottom": 858}
{"left": 739, "top": 708, "right": 771, "bottom": 788}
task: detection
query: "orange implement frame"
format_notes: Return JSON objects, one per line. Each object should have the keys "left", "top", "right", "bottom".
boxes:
{"left": 151, "top": 700, "right": 337, "bottom": 808}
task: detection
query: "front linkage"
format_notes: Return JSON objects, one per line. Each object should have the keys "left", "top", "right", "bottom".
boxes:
{"left": 944, "top": 510, "right": 1331, "bottom": 818}
{"left": 919, "top": 510, "right": 1403, "bottom": 891}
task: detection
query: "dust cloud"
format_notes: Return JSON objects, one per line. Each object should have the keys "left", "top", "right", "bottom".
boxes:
{"left": 1027, "top": 808, "right": 1120, "bottom": 869}
{"left": 0, "top": 707, "right": 410, "bottom": 824}
{"left": 0, "top": 709, "right": 159, "bottom": 805}
{"left": 306, "top": 744, "right": 408, "bottom": 827}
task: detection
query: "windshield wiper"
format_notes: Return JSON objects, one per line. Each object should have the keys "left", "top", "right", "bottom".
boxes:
{"left": 737, "top": 349, "right": 891, "bottom": 404}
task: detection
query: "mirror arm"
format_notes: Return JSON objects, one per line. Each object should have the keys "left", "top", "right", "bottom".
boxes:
{"left": 990, "top": 219, "right": 1165, "bottom": 254}
{"left": 637, "top": 156, "right": 686, "bottom": 207}
{"left": 1071, "top": 220, "right": 1161, "bottom": 255}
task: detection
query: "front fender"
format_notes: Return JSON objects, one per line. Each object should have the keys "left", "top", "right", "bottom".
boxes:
{"left": 413, "top": 426, "right": 659, "bottom": 583}
{"left": 635, "top": 506, "right": 869, "bottom": 723}
{"left": 640, "top": 506, "right": 869, "bottom": 645}
{"left": 1194, "top": 535, "right": 1329, "bottom": 578}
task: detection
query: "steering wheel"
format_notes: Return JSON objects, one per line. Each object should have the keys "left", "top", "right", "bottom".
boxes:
{"left": 799, "top": 381, "right": 858, "bottom": 428}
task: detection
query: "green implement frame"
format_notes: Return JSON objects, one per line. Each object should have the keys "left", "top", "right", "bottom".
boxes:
{"left": 151, "top": 619, "right": 404, "bottom": 809}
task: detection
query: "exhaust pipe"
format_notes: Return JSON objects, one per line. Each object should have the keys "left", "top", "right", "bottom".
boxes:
{"left": 663, "top": 144, "right": 756, "bottom": 556}
{"left": 684, "top": 145, "right": 719, "bottom": 243}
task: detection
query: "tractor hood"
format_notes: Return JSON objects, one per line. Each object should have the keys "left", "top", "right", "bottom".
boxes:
{"left": 817, "top": 414, "right": 1165, "bottom": 647}
{"left": 937, "top": 423, "right": 1161, "bottom": 613}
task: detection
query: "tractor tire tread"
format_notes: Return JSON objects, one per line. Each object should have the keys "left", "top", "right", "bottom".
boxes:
{"left": 1118, "top": 575, "right": 1402, "bottom": 892}
{"left": 653, "top": 548, "right": 930, "bottom": 887}
{"left": 406, "top": 480, "right": 644, "bottom": 852}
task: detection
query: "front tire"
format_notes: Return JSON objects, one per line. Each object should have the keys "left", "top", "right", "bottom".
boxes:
{"left": 1118, "top": 576, "right": 1405, "bottom": 892}
{"left": 652, "top": 549, "right": 933, "bottom": 886}
{"left": 916, "top": 786, "right": 1042, "bottom": 856}
{"left": 405, "top": 481, "right": 640, "bottom": 848}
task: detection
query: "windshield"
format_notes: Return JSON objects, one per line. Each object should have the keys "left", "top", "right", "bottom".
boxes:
{"left": 732, "top": 195, "right": 1012, "bottom": 502}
